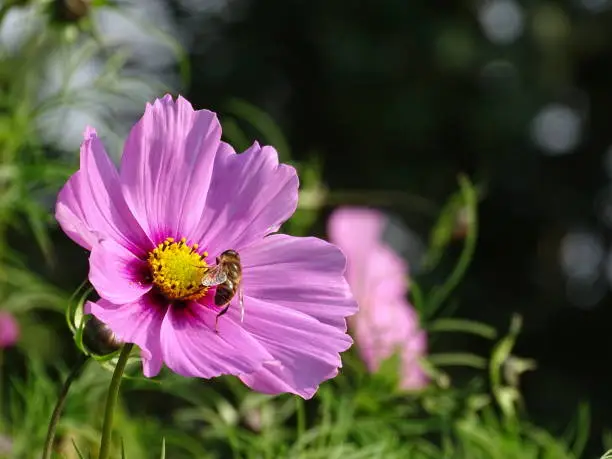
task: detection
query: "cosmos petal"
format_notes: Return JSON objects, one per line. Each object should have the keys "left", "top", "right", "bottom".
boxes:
{"left": 327, "top": 207, "right": 387, "bottom": 252}
{"left": 56, "top": 128, "right": 151, "bottom": 254}
{"left": 85, "top": 297, "right": 165, "bottom": 377}
{"left": 120, "top": 95, "right": 221, "bottom": 241}
{"left": 241, "top": 234, "right": 357, "bottom": 328}
{"left": 239, "top": 363, "right": 337, "bottom": 400}
{"left": 354, "top": 295, "right": 428, "bottom": 390}
{"left": 327, "top": 207, "right": 408, "bottom": 296}
{"left": 160, "top": 302, "right": 274, "bottom": 379}
{"left": 354, "top": 243, "right": 410, "bottom": 310}
{"left": 328, "top": 206, "right": 428, "bottom": 390}
{"left": 192, "top": 141, "right": 298, "bottom": 256}
{"left": 55, "top": 171, "right": 102, "bottom": 251}
{"left": 238, "top": 296, "right": 353, "bottom": 399}
{"left": 89, "top": 239, "right": 151, "bottom": 305}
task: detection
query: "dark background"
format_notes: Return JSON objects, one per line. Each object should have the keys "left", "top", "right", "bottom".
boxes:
{"left": 172, "top": 1, "right": 612, "bottom": 456}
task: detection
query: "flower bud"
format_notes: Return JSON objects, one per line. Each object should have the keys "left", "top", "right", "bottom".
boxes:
{"left": 50, "top": 0, "right": 91, "bottom": 23}
{"left": 83, "top": 316, "right": 122, "bottom": 356}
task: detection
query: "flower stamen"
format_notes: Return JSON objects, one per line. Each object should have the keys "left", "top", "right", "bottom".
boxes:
{"left": 147, "top": 237, "right": 209, "bottom": 301}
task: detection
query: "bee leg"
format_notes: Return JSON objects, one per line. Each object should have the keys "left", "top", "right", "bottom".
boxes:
{"left": 239, "top": 288, "right": 245, "bottom": 323}
{"left": 214, "top": 304, "right": 231, "bottom": 334}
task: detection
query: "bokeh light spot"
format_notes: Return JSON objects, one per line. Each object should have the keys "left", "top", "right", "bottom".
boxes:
{"left": 531, "top": 104, "right": 581, "bottom": 155}
{"left": 560, "top": 230, "right": 604, "bottom": 282}
{"left": 478, "top": 0, "right": 525, "bottom": 45}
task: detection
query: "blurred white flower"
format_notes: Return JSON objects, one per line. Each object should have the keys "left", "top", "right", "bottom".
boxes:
{"left": 0, "top": 0, "right": 183, "bottom": 156}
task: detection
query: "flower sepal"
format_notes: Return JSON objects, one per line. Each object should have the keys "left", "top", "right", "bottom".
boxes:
{"left": 65, "top": 281, "right": 160, "bottom": 383}
{"left": 95, "top": 347, "right": 160, "bottom": 384}
{"left": 65, "top": 280, "right": 93, "bottom": 358}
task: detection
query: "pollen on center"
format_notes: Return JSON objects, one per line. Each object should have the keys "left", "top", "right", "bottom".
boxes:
{"left": 147, "top": 237, "right": 209, "bottom": 301}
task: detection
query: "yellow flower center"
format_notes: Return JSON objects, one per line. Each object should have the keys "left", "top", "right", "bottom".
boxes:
{"left": 147, "top": 237, "right": 209, "bottom": 301}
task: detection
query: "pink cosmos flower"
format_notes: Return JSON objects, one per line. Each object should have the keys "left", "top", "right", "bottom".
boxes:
{"left": 328, "top": 207, "right": 428, "bottom": 390}
{"left": 55, "top": 95, "right": 356, "bottom": 399}
{"left": 0, "top": 311, "right": 19, "bottom": 348}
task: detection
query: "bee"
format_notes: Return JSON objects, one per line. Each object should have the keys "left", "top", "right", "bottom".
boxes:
{"left": 200, "top": 249, "right": 244, "bottom": 333}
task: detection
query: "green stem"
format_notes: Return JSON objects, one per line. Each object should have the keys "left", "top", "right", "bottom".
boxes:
{"left": 295, "top": 397, "right": 306, "bottom": 441}
{"left": 425, "top": 175, "right": 479, "bottom": 319}
{"left": 42, "top": 355, "right": 90, "bottom": 459}
{"left": 0, "top": 350, "right": 3, "bottom": 423}
{"left": 98, "top": 343, "right": 133, "bottom": 459}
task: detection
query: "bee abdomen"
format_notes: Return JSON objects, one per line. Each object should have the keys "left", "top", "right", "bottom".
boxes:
{"left": 214, "top": 284, "right": 236, "bottom": 306}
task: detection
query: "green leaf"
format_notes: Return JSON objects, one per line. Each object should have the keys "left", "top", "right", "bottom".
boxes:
{"left": 490, "top": 314, "right": 523, "bottom": 390}
{"left": 427, "top": 318, "right": 497, "bottom": 340}
{"left": 72, "top": 439, "right": 86, "bottom": 459}
{"left": 221, "top": 116, "right": 251, "bottom": 152}
{"left": 287, "top": 155, "right": 325, "bottom": 236}
{"left": 409, "top": 280, "right": 426, "bottom": 314}
{"left": 372, "top": 350, "right": 403, "bottom": 390}
{"left": 160, "top": 437, "right": 166, "bottom": 459}
{"left": 563, "top": 402, "right": 590, "bottom": 458}
{"left": 489, "top": 314, "right": 524, "bottom": 419}
{"left": 421, "top": 192, "right": 465, "bottom": 272}
{"left": 417, "top": 358, "right": 451, "bottom": 389}
{"left": 21, "top": 199, "right": 54, "bottom": 266}
{"left": 427, "top": 352, "right": 488, "bottom": 369}
{"left": 225, "top": 98, "right": 292, "bottom": 164}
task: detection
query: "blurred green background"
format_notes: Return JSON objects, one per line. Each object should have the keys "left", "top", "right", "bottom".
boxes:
{"left": 2, "top": 0, "right": 612, "bottom": 457}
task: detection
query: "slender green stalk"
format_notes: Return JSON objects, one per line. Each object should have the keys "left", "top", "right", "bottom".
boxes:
{"left": 295, "top": 397, "right": 306, "bottom": 441}
{"left": 425, "top": 174, "right": 479, "bottom": 319}
{"left": 42, "top": 355, "right": 90, "bottom": 459}
{"left": 0, "top": 350, "right": 3, "bottom": 422}
{"left": 98, "top": 344, "right": 133, "bottom": 459}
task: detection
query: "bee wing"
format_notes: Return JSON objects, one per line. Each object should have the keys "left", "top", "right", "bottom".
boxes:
{"left": 201, "top": 265, "right": 228, "bottom": 287}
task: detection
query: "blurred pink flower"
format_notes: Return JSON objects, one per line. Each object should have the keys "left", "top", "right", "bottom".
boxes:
{"left": 0, "top": 311, "right": 19, "bottom": 348}
{"left": 55, "top": 95, "right": 356, "bottom": 399}
{"left": 328, "top": 207, "right": 428, "bottom": 390}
